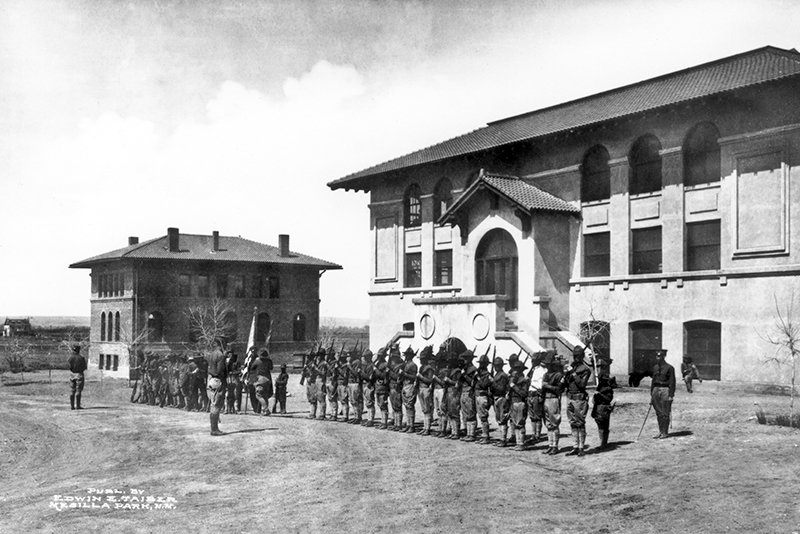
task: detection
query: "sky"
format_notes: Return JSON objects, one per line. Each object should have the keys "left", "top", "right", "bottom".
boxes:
{"left": 1, "top": 0, "right": 799, "bottom": 320}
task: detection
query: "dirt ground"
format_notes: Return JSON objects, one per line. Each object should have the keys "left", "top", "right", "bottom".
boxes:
{"left": 1, "top": 371, "right": 798, "bottom": 534}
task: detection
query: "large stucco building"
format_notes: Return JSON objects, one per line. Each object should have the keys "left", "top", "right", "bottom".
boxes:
{"left": 329, "top": 46, "right": 800, "bottom": 383}
{"left": 70, "top": 228, "right": 341, "bottom": 377}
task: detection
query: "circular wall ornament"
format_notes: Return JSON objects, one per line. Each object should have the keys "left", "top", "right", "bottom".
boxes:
{"left": 472, "top": 313, "right": 490, "bottom": 341}
{"left": 419, "top": 314, "right": 435, "bottom": 340}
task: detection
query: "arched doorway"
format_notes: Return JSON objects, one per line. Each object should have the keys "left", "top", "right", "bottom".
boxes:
{"left": 475, "top": 228, "right": 518, "bottom": 311}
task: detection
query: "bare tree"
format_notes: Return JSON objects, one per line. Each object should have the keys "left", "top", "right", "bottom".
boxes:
{"left": 760, "top": 292, "right": 800, "bottom": 428}
{"left": 185, "top": 298, "right": 237, "bottom": 354}
{"left": 579, "top": 302, "right": 615, "bottom": 385}
{"left": 58, "top": 328, "right": 91, "bottom": 359}
{"left": 3, "top": 337, "right": 31, "bottom": 378}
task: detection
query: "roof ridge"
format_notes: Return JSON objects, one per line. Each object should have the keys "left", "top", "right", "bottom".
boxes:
{"left": 488, "top": 45, "right": 800, "bottom": 127}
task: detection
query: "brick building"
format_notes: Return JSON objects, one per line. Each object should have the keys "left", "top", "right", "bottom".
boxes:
{"left": 70, "top": 228, "right": 341, "bottom": 377}
{"left": 329, "top": 45, "right": 800, "bottom": 384}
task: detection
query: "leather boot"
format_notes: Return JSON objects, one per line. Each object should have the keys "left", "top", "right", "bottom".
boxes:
{"left": 514, "top": 430, "right": 525, "bottom": 451}
{"left": 463, "top": 422, "right": 477, "bottom": 442}
{"left": 567, "top": 429, "right": 580, "bottom": 455}
{"left": 364, "top": 408, "right": 375, "bottom": 427}
{"left": 210, "top": 414, "right": 223, "bottom": 436}
{"left": 479, "top": 422, "right": 490, "bottom": 444}
{"left": 494, "top": 425, "right": 508, "bottom": 447}
{"left": 343, "top": 404, "right": 349, "bottom": 423}
{"left": 76, "top": 393, "right": 83, "bottom": 410}
{"left": 534, "top": 422, "right": 542, "bottom": 441}
{"left": 601, "top": 429, "right": 609, "bottom": 448}
{"left": 448, "top": 418, "right": 460, "bottom": 439}
{"left": 552, "top": 430, "right": 560, "bottom": 454}
{"left": 578, "top": 428, "right": 586, "bottom": 456}
{"left": 308, "top": 403, "right": 317, "bottom": 419}
{"left": 406, "top": 413, "right": 415, "bottom": 433}
{"left": 70, "top": 394, "right": 75, "bottom": 410}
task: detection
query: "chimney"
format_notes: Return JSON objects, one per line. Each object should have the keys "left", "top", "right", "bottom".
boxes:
{"left": 168, "top": 227, "right": 180, "bottom": 252}
{"left": 128, "top": 236, "right": 139, "bottom": 246}
{"left": 212, "top": 231, "right": 220, "bottom": 252}
{"left": 279, "top": 234, "right": 290, "bottom": 257}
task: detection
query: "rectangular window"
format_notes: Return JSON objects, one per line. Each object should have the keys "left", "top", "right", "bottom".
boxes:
{"left": 197, "top": 274, "right": 210, "bottom": 297}
{"left": 112, "top": 354, "right": 119, "bottom": 372}
{"left": 583, "top": 232, "right": 610, "bottom": 277}
{"left": 216, "top": 275, "right": 228, "bottom": 298}
{"left": 105, "top": 355, "right": 112, "bottom": 370}
{"left": 686, "top": 220, "right": 720, "bottom": 271}
{"left": 434, "top": 250, "right": 452, "bottom": 286}
{"left": 252, "top": 275, "right": 265, "bottom": 298}
{"left": 631, "top": 227, "right": 662, "bottom": 274}
{"left": 179, "top": 274, "right": 191, "bottom": 297}
{"left": 234, "top": 275, "right": 246, "bottom": 298}
{"left": 268, "top": 277, "right": 280, "bottom": 299}
{"left": 99, "top": 354, "right": 104, "bottom": 369}
{"left": 405, "top": 252, "right": 422, "bottom": 288}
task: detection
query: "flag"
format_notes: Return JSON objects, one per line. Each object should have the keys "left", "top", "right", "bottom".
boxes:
{"left": 246, "top": 306, "right": 257, "bottom": 355}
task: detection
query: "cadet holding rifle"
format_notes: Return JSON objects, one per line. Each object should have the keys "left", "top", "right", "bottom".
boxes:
{"left": 444, "top": 353, "right": 463, "bottom": 439}
{"left": 508, "top": 357, "right": 530, "bottom": 451}
{"left": 387, "top": 347, "right": 404, "bottom": 430}
{"left": 527, "top": 353, "right": 548, "bottom": 443}
{"left": 315, "top": 350, "right": 328, "bottom": 421}
{"left": 564, "top": 345, "right": 592, "bottom": 456}
{"left": 458, "top": 350, "right": 478, "bottom": 442}
{"left": 416, "top": 347, "right": 436, "bottom": 436}
{"left": 541, "top": 353, "right": 565, "bottom": 455}
{"left": 325, "top": 348, "right": 339, "bottom": 421}
{"left": 433, "top": 352, "right": 452, "bottom": 438}
{"left": 347, "top": 351, "right": 363, "bottom": 424}
{"left": 490, "top": 357, "right": 510, "bottom": 447}
{"left": 373, "top": 348, "right": 391, "bottom": 429}
{"left": 302, "top": 350, "right": 320, "bottom": 419}
{"left": 336, "top": 349, "right": 350, "bottom": 423}
{"left": 474, "top": 353, "right": 493, "bottom": 445}
{"left": 400, "top": 347, "right": 418, "bottom": 433}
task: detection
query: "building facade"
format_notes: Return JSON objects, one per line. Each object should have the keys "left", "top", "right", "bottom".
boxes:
{"left": 70, "top": 228, "right": 341, "bottom": 378}
{"left": 329, "top": 46, "right": 800, "bottom": 384}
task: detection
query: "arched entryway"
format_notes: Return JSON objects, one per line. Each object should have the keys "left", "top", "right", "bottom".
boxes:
{"left": 475, "top": 228, "right": 518, "bottom": 311}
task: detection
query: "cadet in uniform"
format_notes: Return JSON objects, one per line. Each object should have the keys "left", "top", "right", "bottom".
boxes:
{"left": 681, "top": 356, "right": 702, "bottom": 393}
{"left": 206, "top": 347, "right": 227, "bottom": 436}
{"left": 444, "top": 353, "right": 462, "bottom": 439}
{"left": 373, "top": 348, "right": 391, "bottom": 429}
{"left": 651, "top": 349, "right": 675, "bottom": 439}
{"left": 325, "top": 349, "right": 339, "bottom": 421}
{"left": 433, "top": 349, "right": 450, "bottom": 437}
{"left": 400, "top": 347, "right": 418, "bottom": 433}
{"left": 592, "top": 376, "right": 614, "bottom": 449}
{"left": 250, "top": 349, "right": 274, "bottom": 416}
{"left": 274, "top": 363, "right": 289, "bottom": 414}
{"left": 564, "top": 345, "right": 592, "bottom": 456}
{"left": 474, "top": 354, "right": 493, "bottom": 445}
{"left": 490, "top": 357, "right": 511, "bottom": 447}
{"left": 388, "top": 349, "right": 404, "bottom": 430}
{"left": 315, "top": 351, "right": 328, "bottom": 420}
{"left": 347, "top": 352, "right": 363, "bottom": 424}
{"left": 416, "top": 347, "right": 436, "bottom": 435}
{"left": 459, "top": 351, "right": 478, "bottom": 442}
{"left": 361, "top": 350, "right": 376, "bottom": 427}
{"left": 68, "top": 345, "right": 87, "bottom": 410}
{"left": 527, "top": 353, "right": 548, "bottom": 443}
{"left": 508, "top": 358, "right": 530, "bottom": 451}
{"left": 302, "top": 351, "right": 319, "bottom": 419}
{"left": 542, "top": 354, "right": 565, "bottom": 455}
{"left": 336, "top": 352, "right": 350, "bottom": 422}
{"left": 225, "top": 350, "right": 242, "bottom": 414}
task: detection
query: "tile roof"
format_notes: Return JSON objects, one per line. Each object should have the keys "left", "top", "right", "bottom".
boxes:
{"left": 329, "top": 45, "right": 800, "bottom": 191}
{"left": 440, "top": 171, "right": 579, "bottom": 224}
{"left": 69, "top": 233, "right": 342, "bottom": 270}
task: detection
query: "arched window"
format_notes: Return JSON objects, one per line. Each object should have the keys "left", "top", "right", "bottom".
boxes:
{"left": 629, "top": 135, "right": 662, "bottom": 195}
{"left": 100, "top": 312, "right": 106, "bottom": 342}
{"left": 256, "top": 312, "right": 271, "bottom": 343}
{"left": 433, "top": 178, "right": 453, "bottom": 222}
{"left": 475, "top": 228, "right": 518, "bottom": 311}
{"left": 683, "top": 122, "right": 720, "bottom": 186}
{"left": 684, "top": 320, "right": 721, "bottom": 380}
{"left": 147, "top": 311, "right": 163, "bottom": 342}
{"left": 293, "top": 313, "right": 306, "bottom": 342}
{"left": 114, "top": 312, "right": 121, "bottom": 341}
{"left": 404, "top": 184, "right": 422, "bottom": 228}
{"left": 581, "top": 145, "right": 611, "bottom": 202}
{"left": 107, "top": 312, "right": 114, "bottom": 343}
{"left": 630, "top": 320, "right": 663, "bottom": 376}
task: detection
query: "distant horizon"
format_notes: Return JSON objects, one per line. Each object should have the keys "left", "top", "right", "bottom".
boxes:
{"left": 0, "top": 315, "right": 369, "bottom": 328}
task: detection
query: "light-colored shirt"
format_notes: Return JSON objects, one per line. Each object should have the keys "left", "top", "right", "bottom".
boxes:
{"left": 529, "top": 365, "right": 547, "bottom": 392}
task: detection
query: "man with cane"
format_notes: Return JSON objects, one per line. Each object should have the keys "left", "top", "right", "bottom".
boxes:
{"left": 650, "top": 349, "right": 675, "bottom": 439}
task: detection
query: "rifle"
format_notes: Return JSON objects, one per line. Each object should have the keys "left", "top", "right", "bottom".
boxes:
{"left": 299, "top": 351, "right": 308, "bottom": 386}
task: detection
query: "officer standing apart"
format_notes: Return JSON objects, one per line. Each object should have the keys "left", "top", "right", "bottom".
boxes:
{"left": 206, "top": 346, "right": 227, "bottom": 436}
{"left": 564, "top": 345, "right": 592, "bottom": 456}
{"left": 651, "top": 349, "right": 676, "bottom": 439}
{"left": 68, "top": 345, "right": 87, "bottom": 410}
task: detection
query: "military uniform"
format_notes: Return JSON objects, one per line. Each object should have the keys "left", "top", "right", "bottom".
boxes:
{"left": 225, "top": 352, "right": 242, "bottom": 414}
{"left": 347, "top": 355, "right": 363, "bottom": 424}
{"left": 681, "top": 356, "right": 701, "bottom": 393}
{"left": 206, "top": 348, "right": 227, "bottom": 436}
{"left": 416, "top": 347, "right": 435, "bottom": 435}
{"left": 508, "top": 359, "right": 530, "bottom": 451}
{"left": 361, "top": 351, "right": 376, "bottom": 426}
{"left": 401, "top": 347, "right": 418, "bottom": 433}
{"left": 324, "top": 350, "right": 339, "bottom": 420}
{"left": 444, "top": 358, "right": 462, "bottom": 439}
{"left": 565, "top": 346, "right": 592, "bottom": 456}
{"left": 303, "top": 355, "right": 319, "bottom": 419}
{"left": 67, "top": 346, "right": 87, "bottom": 410}
{"left": 592, "top": 376, "right": 614, "bottom": 449}
{"left": 274, "top": 364, "right": 289, "bottom": 414}
{"left": 651, "top": 350, "right": 675, "bottom": 439}
{"left": 387, "top": 354, "right": 404, "bottom": 430}
{"left": 250, "top": 351, "right": 274, "bottom": 416}
{"left": 433, "top": 354, "right": 450, "bottom": 437}
{"left": 527, "top": 355, "right": 548, "bottom": 442}
{"left": 542, "top": 355, "right": 565, "bottom": 455}
{"left": 459, "top": 351, "right": 478, "bottom": 442}
{"left": 474, "top": 354, "right": 493, "bottom": 444}
{"left": 490, "top": 358, "right": 511, "bottom": 447}
{"left": 373, "top": 350, "right": 390, "bottom": 429}
{"left": 315, "top": 356, "right": 329, "bottom": 420}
